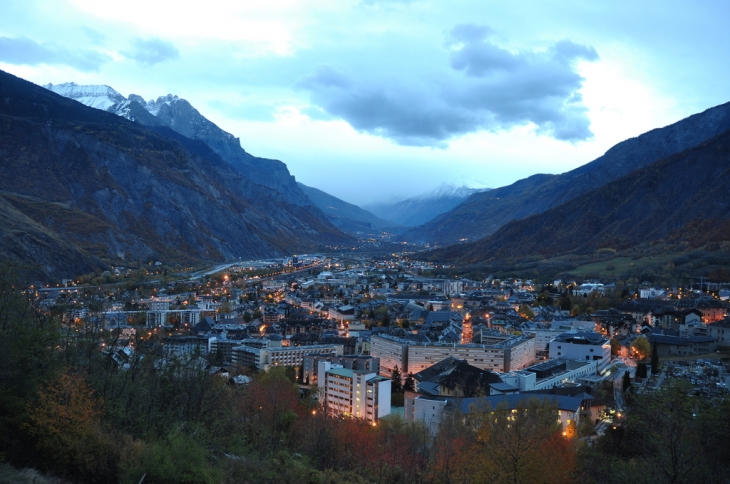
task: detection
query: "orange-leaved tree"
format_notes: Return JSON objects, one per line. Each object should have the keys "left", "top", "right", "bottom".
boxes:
{"left": 26, "top": 370, "right": 115, "bottom": 482}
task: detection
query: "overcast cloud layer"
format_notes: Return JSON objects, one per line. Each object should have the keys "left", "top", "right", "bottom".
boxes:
{"left": 298, "top": 25, "right": 598, "bottom": 147}
{"left": 0, "top": 0, "right": 728, "bottom": 205}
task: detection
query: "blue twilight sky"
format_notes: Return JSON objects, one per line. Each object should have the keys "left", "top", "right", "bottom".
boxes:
{"left": 1, "top": 0, "right": 729, "bottom": 206}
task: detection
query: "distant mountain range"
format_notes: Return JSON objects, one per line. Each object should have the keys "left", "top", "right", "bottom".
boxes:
{"left": 297, "top": 183, "right": 401, "bottom": 237}
{"left": 0, "top": 71, "right": 350, "bottom": 279}
{"left": 401, "top": 102, "right": 730, "bottom": 245}
{"left": 430, "top": 126, "right": 730, "bottom": 263}
{"left": 364, "top": 184, "right": 489, "bottom": 227}
{"left": 45, "top": 82, "right": 408, "bottom": 238}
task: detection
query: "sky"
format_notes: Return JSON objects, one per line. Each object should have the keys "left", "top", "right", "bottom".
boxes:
{"left": 1, "top": 0, "right": 729, "bottom": 206}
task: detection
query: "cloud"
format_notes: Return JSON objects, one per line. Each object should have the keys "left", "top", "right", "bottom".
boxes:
{"left": 81, "top": 26, "right": 106, "bottom": 44}
{"left": 296, "top": 25, "right": 598, "bottom": 146}
{"left": 300, "top": 105, "right": 334, "bottom": 121}
{"left": 297, "top": 65, "right": 478, "bottom": 147}
{"left": 208, "top": 99, "right": 278, "bottom": 122}
{"left": 0, "top": 36, "right": 110, "bottom": 71}
{"left": 122, "top": 37, "right": 179, "bottom": 66}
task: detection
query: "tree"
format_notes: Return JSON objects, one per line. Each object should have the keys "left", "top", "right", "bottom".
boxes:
{"left": 518, "top": 304, "right": 535, "bottom": 320}
{"left": 381, "top": 314, "right": 391, "bottom": 327}
{"left": 403, "top": 373, "right": 416, "bottom": 392}
{"left": 610, "top": 338, "right": 622, "bottom": 356}
{"left": 622, "top": 370, "right": 631, "bottom": 393}
{"left": 284, "top": 365, "right": 297, "bottom": 384}
{"left": 26, "top": 371, "right": 116, "bottom": 482}
{"left": 631, "top": 337, "right": 650, "bottom": 360}
{"left": 391, "top": 365, "right": 403, "bottom": 393}
{"left": 463, "top": 398, "right": 576, "bottom": 484}
{"left": 651, "top": 341, "right": 660, "bottom": 375}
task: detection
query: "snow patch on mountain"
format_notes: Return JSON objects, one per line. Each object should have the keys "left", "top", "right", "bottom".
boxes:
{"left": 414, "top": 183, "right": 490, "bottom": 201}
{"left": 44, "top": 82, "right": 125, "bottom": 110}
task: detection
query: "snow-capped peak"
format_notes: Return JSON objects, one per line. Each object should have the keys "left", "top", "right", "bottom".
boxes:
{"left": 44, "top": 82, "right": 126, "bottom": 111}
{"left": 415, "top": 183, "right": 490, "bottom": 201}
{"left": 145, "top": 94, "right": 181, "bottom": 115}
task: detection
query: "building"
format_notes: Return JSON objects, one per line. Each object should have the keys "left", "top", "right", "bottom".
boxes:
{"left": 328, "top": 305, "right": 356, "bottom": 323}
{"left": 319, "top": 361, "right": 391, "bottom": 423}
{"left": 408, "top": 392, "right": 594, "bottom": 435}
{"left": 524, "top": 329, "right": 567, "bottom": 356}
{"left": 548, "top": 332, "right": 611, "bottom": 370}
{"left": 648, "top": 333, "right": 716, "bottom": 357}
{"left": 371, "top": 334, "right": 536, "bottom": 377}
{"left": 210, "top": 337, "right": 249, "bottom": 364}
{"left": 302, "top": 354, "right": 380, "bottom": 385}
{"left": 412, "top": 357, "right": 508, "bottom": 398}
{"left": 162, "top": 335, "right": 213, "bottom": 356}
{"left": 498, "top": 358, "right": 599, "bottom": 392}
{"left": 707, "top": 318, "right": 730, "bottom": 347}
{"left": 232, "top": 343, "right": 342, "bottom": 371}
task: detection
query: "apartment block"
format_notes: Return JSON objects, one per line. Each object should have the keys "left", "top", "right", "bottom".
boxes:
{"left": 371, "top": 334, "right": 536, "bottom": 377}
{"left": 302, "top": 354, "right": 380, "bottom": 385}
{"left": 319, "top": 361, "right": 391, "bottom": 422}
{"left": 232, "top": 343, "right": 342, "bottom": 371}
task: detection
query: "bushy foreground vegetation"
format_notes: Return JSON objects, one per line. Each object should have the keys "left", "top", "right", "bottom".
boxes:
{"left": 1, "top": 265, "right": 729, "bottom": 483}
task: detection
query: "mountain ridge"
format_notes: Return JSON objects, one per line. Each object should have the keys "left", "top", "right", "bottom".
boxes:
{"left": 1, "top": 70, "right": 350, "bottom": 279}
{"left": 44, "top": 82, "right": 312, "bottom": 206}
{"left": 400, "top": 101, "right": 730, "bottom": 244}
{"left": 429, "top": 127, "right": 730, "bottom": 263}
{"left": 297, "top": 182, "right": 401, "bottom": 237}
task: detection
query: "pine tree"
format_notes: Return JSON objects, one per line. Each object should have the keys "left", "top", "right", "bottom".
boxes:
{"left": 651, "top": 341, "right": 660, "bottom": 375}
{"left": 391, "top": 365, "right": 403, "bottom": 393}
{"left": 622, "top": 370, "right": 631, "bottom": 392}
{"left": 403, "top": 373, "right": 416, "bottom": 392}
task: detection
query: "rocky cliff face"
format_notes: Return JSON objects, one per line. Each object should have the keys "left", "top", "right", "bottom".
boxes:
{"left": 2, "top": 71, "right": 350, "bottom": 279}
{"left": 45, "top": 83, "right": 311, "bottom": 206}
{"left": 401, "top": 101, "right": 730, "bottom": 245}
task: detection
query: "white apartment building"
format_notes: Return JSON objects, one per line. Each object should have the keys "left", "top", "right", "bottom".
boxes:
{"left": 318, "top": 361, "right": 391, "bottom": 422}
{"left": 548, "top": 332, "right": 611, "bottom": 370}
{"left": 371, "top": 334, "right": 536, "bottom": 377}
{"left": 525, "top": 329, "right": 566, "bottom": 354}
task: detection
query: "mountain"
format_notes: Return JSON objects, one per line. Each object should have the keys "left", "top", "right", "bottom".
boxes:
{"left": 1, "top": 70, "right": 350, "bottom": 279}
{"left": 44, "top": 82, "right": 310, "bottom": 206}
{"left": 41, "top": 82, "right": 125, "bottom": 110}
{"left": 400, "top": 102, "right": 730, "bottom": 244}
{"left": 297, "top": 182, "right": 401, "bottom": 236}
{"left": 364, "top": 184, "right": 489, "bottom": 227}
{"left": 430, "top": 128, "right": 730, "bottom": 263}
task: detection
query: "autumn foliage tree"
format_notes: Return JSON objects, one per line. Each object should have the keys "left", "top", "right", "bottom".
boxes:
{"left": 26, "top": 371, "right": 117, "bottom": 482}
{"left": 427, "top": 398, "right": 577, "bottom": 484}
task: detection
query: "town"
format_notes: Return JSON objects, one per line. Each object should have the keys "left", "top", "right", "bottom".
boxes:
{"left": 35, "top": 253, "right": 730, "bottom": 432}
